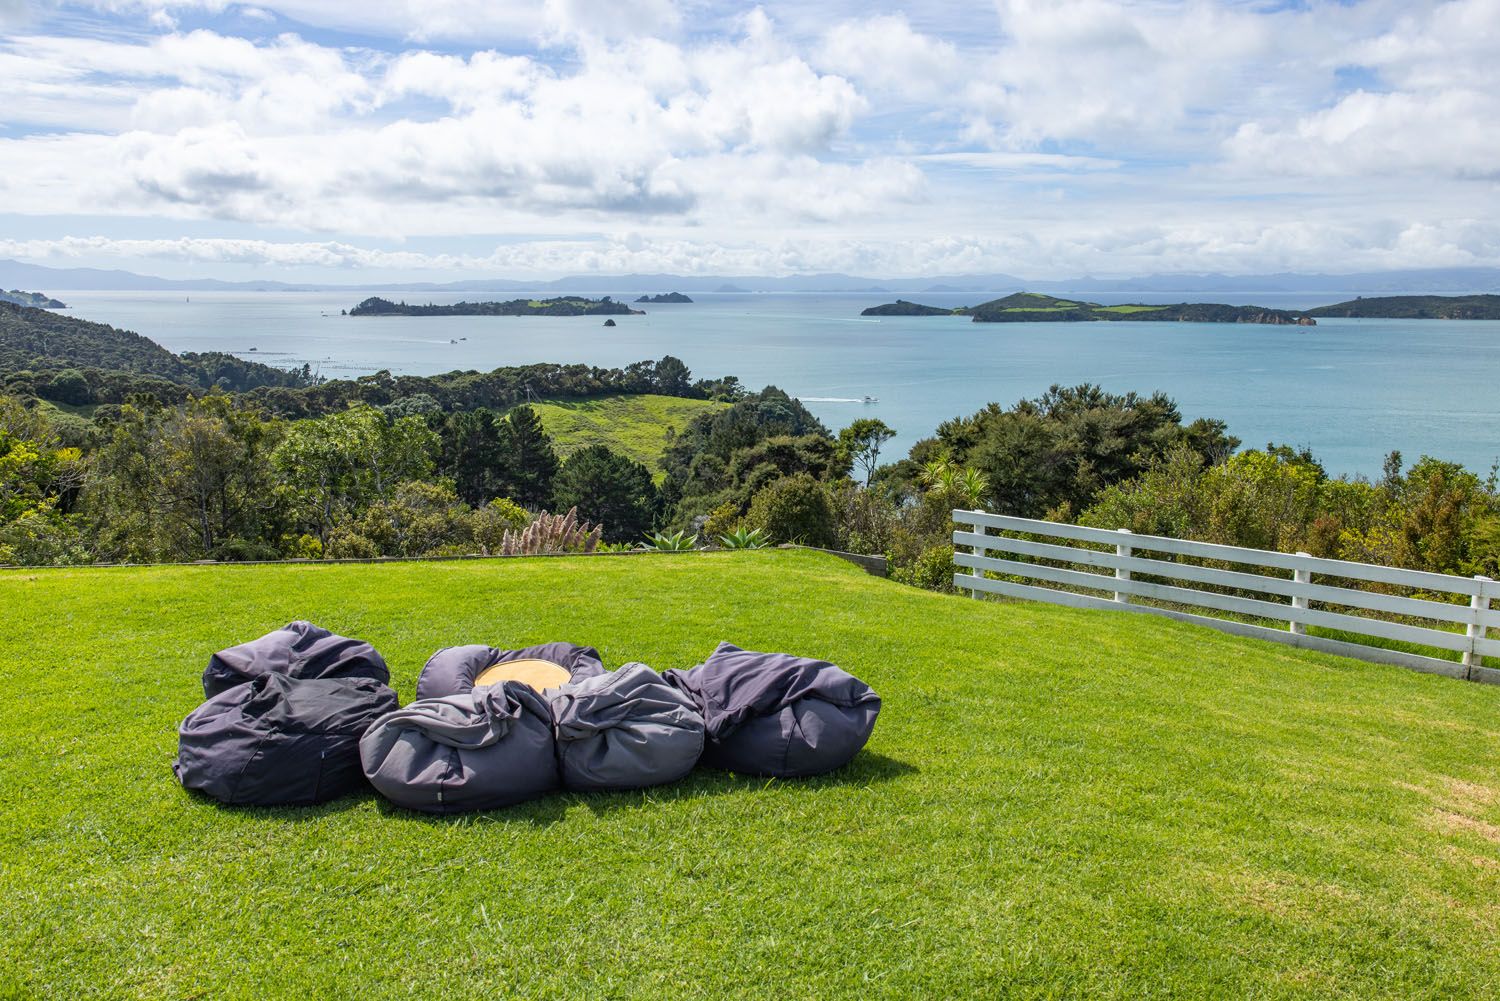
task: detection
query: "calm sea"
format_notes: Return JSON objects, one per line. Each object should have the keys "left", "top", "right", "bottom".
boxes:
{"left": 60, "top": 290, "right": 1500, "bottom": 478}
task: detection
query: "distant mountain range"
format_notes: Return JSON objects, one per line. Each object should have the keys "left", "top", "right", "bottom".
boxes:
{"left": 2, "top": 258, "right": 1497, "bottom": 297}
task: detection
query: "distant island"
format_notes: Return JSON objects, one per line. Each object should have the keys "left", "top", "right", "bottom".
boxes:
{"left": 1305, "top": 294, "right": 1500, "bottom": 320}
{"left": 861, "top": 299, "right": 961, "bottom": 316}
{"left": 348, "top": 296, "right": 644, "bottom": 317}
{"left": 0, "top": 289, "right": 66, "bottom": 309}
{"left": 635, "top": 292, "right": 693, "bottom": 304}
{"left": 714, "top": 284, "right": 749, "bottom": 293}
{"left": 861, "top": 292, "right": 1315, "bottom": 326}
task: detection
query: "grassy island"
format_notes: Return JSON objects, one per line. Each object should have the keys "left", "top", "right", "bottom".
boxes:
{"left": 349, "top": 296, "right": 645, "bottom": 317}
{"left": 860, "top": 293, "right": 1315, "bottom": 325}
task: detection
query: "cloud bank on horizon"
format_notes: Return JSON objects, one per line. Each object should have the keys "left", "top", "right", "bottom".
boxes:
{"left": 0, "top": 0, "right": 1496, "bottom": 280}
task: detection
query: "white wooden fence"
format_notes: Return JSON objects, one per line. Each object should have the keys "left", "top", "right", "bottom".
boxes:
{"left": 952, "top": 510, "right": 1500, "bottom": 685}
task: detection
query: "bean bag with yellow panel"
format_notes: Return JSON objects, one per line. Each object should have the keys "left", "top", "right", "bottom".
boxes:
{"left": 415, "top": 642, "right": 604, "bottom": 700}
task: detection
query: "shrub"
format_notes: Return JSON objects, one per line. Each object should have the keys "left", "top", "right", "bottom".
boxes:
{"left": 702, "top": 501, "right": 742, "bottom": 538}
{"left": 745, "top": 472, "right": 836, "bottom": 548}
{"left": 209, "top": 538, "right": 282, "bottom": 562}
{"left": 0, "top": 508, "right": 90, "bottom": 566}
{"left": 889, "top": 543, "right": 956, "bottom": 592}
{"left": 471, "top": 497, "right": 530, "bottom": 555}
{"left": 829, "top": 479, "right": 898, "bottom": 555}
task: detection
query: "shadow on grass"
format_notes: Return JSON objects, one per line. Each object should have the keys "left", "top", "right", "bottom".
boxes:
{"left": 181, "top": 750, "right": 917, "bottom": 826}
{"left": 178, "top": 784, "right": 380, "bottom": 821}
{"left": 569, "top": 749, "right": 920, "bottom": 818}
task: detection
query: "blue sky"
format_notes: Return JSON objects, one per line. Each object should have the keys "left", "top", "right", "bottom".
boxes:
{"left": 0, "top": 0, "right": 1495, "bottom": 280}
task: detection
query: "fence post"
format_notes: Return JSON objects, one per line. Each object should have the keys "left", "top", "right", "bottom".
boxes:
{"left": 969, "top": 519, "right": 984, "bottom": 598}
{"left": 1464, "top": 576, "right": 1493, "bottom": 680}
{"left": 1289, "top": 552, "right": 1312, "bottom": 635}
{"left": 1114, "top": 529, "right": 1132, "bottom": 604}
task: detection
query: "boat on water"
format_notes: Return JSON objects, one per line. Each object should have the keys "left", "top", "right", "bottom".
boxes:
{"left": 862, "top": 395, "right": 878, "bottom": 404}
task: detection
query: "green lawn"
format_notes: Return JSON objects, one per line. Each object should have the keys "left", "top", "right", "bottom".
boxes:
{"left": 1095, "top": 304, "right": 1169, "bottom": 314}
{"left": 4, "top": 550, "right": 1500, "bottom": 999}
{"left": 526, "top": 393, "right": 726, "bottom": 473}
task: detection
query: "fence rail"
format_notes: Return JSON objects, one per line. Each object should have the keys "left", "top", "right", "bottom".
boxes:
{"left": 952, "top": 510, "right": 1499, "bottom": 684}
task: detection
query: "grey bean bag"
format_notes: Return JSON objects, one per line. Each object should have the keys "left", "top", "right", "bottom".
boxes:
{"left": 550, "top": 663, "right": 705, "bottom": 791}
{"left": 359, "top": 684, "right": 559, "bottom": 813}
{"left": 203, "top": 621, "right": 389, "bottom": 698}
{"left": 174, "top": 674, "right": 399, "bottom": 806}
{"left": 416, "top": 642, "right": 605, "bottom": 700}
{"left": 664, "top": 643, "right": 881, "bottom": 778}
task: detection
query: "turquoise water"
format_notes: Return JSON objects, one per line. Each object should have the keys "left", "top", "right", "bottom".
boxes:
{"left": 60, "top": 290, "right": 1500, "bottom": 477}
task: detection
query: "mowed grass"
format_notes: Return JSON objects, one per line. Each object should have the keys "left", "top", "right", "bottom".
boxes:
{"left": 526, "top": 394, "right": 726, "bottom": 473}
{"left": 1096, "top": 304, "right": 1170, "bottom": 314}
{"left": 4, "top": 550, "right": 1500, "bottom": 999}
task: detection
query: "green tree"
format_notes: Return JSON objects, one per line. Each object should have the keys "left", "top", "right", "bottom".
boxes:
{"left": 1390, "top": 458, "right": 1490, "bottom": 574}
{"left": 43, "top": 368, "right": 91, "bottom": 406}
{"left": 84, "top": 395, "right": 287, "bottom": 562}
{"left": 0, "top": 395, "right": 87, "bottom": 565}
{"left": 551, "top": 444, "right": 657, "bottom": 543}
{"left": 86, "top": 399, "right": 177, "bottom": 561}
{"left": 839, "top": 418, "right": 896, "bottom": 486}
{"left": 272, "top": 405, "right": 437, "bottom": 546}
{"left": 161, "top": 395, "right": 285, "bottom": 559}
{"left": 925, "top": 384, "right": 1238, "bottom": 517}
{"left": 653, "top": 356, "right": 693, "bottom": 395}
{"left": 505, "top": 405, "right": 559, "bottom": 509}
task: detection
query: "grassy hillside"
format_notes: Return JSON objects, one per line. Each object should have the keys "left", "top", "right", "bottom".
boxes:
{"left": 0, "top": 299, "right": 308, "bottom": 391}
{"left": 528, "top": 393, "right": 727, "bottom": 471}
{"left": 4, "top": 551, "right": 1500, "bottom": 997}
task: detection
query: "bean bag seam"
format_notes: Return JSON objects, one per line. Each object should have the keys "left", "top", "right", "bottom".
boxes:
{"left": 228, "top": 731, "right": 269, "bottom": 803}
{"left": 782, "top": 704, "right": 806, "bottom": 776}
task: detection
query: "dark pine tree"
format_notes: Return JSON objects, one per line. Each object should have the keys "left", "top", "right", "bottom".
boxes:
{"left": 505, "top": 405, "right": 560, "bottom": 510}
{"left": 440, "top": 408, "right": 510, "bottom": 506}
{"left": 551, "top": 444, "right": 658, "bottom": 543}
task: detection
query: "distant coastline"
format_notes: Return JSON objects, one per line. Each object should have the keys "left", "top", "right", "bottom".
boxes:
{"left": 862, "top": 291, "right": 1500, "bottom": 323}
{"left": 1305, "top": 295, "right": 1500, "bottom": 320}
{"left": 0, "top": 289, "right": 67, "bottom": 309}
{"left": 635, "top": 292, "right": 693, "bottom": 304}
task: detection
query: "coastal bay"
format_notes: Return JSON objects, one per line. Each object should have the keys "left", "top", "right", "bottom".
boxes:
{"left": 57, "top": 289, "right": 1500, "bottom": 477}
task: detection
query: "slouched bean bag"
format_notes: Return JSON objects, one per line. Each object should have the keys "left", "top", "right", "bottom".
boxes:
{"left": 174, "top": 673, "right": 399, "bottom": 806}
{"left": 416, "top": 642, "right": 605, "bottom": 700}
{"left": 359, "top": 684, "right": 559, "bottom": 813}
{"left": 664, "top": 643, "right": 881, "bottom": 778}
{"left": 203, "top": 621, "right": 389, "bottom": 699}
{"left": 549, "top": 663, "right": 705, "bottom": 791}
